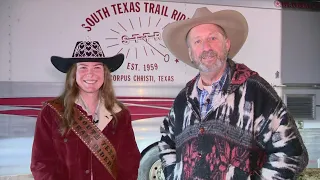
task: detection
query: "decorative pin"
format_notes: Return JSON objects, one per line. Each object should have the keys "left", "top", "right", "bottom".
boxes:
{"left": 93, "top": 119, "right": 99, "bottom": 124}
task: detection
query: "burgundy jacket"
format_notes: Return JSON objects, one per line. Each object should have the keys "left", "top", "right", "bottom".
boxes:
{"left": 30, "top": 100, "right": 141, "bottom": 180}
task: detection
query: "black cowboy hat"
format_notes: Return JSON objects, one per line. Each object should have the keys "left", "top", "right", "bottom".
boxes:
{"left": 51, "top": 41, "right": 124, "bottom": 73}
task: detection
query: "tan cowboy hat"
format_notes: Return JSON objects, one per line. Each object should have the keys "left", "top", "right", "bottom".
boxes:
{"left": 162, "top": 7, "right": 248, "bottom": 68}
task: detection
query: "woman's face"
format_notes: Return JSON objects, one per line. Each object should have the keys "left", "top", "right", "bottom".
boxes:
{"left": 75, "top": 62, "right": 104, "bottom": 95}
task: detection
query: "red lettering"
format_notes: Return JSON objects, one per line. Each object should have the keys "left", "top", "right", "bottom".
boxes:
{"left": 123, "top": 2, "right": 129, "bottom": 13}
{"left": 144, "top": 2, "right": 149, "bottom": 13}
{"left": 171, "top": 9, "right": 178, "bottom": 20}
{"left": 142, "top": 33, "right": 150, "bottom": 41}
{"left": 121, "top": 32, "right": 161, "bottom": 45}
{"left": 171, "top": 9, "right": 186, "bottom": 21}
{"left": 279, "top": 1, "right": 319, "bottom": 10}
{"left": 154, "top": 32, "right": 161, "bottom": 41}
{"left": 90, "top": 13, "right": 100, "bottom": 24}
{"left": 81, "top": 24, "right": 91, "bottom": 32}
{"left": 143, "top": 2, "right": 168, "bottom": 16}
{"left": 112, "top": 75, "right": 131, "bottom": 81}
{"left": 143, "top": 63, "right": 158, "bottom": 71}
{"left": 111, "top": 4, "right": 117, "bottom": 15}
{"left": 101, "top": 7, "right": 110, "bottom": 17}
{"left": 149, "top": 3, "right": 155, "bottom": 13}
{"left": 155, "top": 4, "right": 160, "bottom": 14}
{"left": 86, "top": 18, "right": 95, "bottom": 26}
{"left": 96, "top": 9, "right": 104, "bottom": 19}
{"left": 133, "top": 2, "right": 141, "bottom": 13}
{"left": 158, "top": 76, "right": 174, "bottom": 82}
{"left": 117, "top": 3, "right": 123, "bottom": 14}
{"left": 302, "top": 4, "right": 308, "bottom": 9}
{"left": 112, "top": 2, "right": 141, "bottom": 15}
{"left": 126, "top": 63, "right": 139, "bottom": 71}
{"left": 81, "top": 7, "right": 110, "bottom": 32}
{"left": 121, "top": 35, "right": 129, "bottom": 45}
{"left": 134, "top": 75, "right": 155, "bottom": 82}
{"left": 179, "top": 14, "right": 186, "bottom": 21}
{"left": 132, "top": 34, "right": 140, "bottom": 43}
{"left": 162, "top": 6, "right": 168, "bottom": 17}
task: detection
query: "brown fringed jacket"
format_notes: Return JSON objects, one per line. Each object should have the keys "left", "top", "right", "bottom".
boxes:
{"left": 158, "top": 59, "right": 309, "bottom": 180}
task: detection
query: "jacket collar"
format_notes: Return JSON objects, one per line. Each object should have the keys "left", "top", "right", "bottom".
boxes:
{"left": 184, "top": 59, "right": 259, "bottom": 119}
{"left": 185, "top": 58, "right": 259, "bottom": 102}
{"left": 75, "top": 96, "right": 122, "bottom": 130}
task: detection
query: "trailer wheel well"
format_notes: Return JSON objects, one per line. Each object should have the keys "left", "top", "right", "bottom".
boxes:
{"left": 140, "top": 141, "right": 159, "bottom": 158}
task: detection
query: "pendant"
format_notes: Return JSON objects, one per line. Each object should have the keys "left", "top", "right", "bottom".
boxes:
{"left": 93, "top": 119, "right": 99, "bottom": 124}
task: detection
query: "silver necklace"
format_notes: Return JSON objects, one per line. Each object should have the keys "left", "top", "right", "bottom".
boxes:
{"left": 79, "top": 96, "right": 100, "bottom": 124}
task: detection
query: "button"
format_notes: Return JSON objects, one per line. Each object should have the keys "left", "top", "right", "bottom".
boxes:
{"left": 63, "top": 138, "right": 68, "bottom": 143}
{"left": 199, "top": 127, "right": 205, "bottom": 134}
{"left": 197, "top": 152, "right": 202, "bottom": 158}
{"left": 85, "top": 170, "right": 90, "bottom": 174}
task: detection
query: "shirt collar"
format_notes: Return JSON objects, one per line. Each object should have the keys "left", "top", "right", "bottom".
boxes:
{"left": 75, "top": 96, "right": 122, "bottom": 120}
{"left": 197, "top": 65, "right": 229, "bottom": 93}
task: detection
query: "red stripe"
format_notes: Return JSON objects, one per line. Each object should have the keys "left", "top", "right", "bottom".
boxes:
{"left": 0, "top": 97, "right": 174, "bottom": 106}
{"left": 0, "top": 97, "right": 174, "bottom": 120}
{"left": 0, "top": 97, "right": 52, "bottom": 106}
{"left": 131, "top": 114, "right": 164, "bottom": 120}
{"left": 0, "top": 108, "right": 167, "bottom": 121}
{"left": 0, "top": 97, "right": 173, "bottom": 120}
{"left": 128, "top": 106, "right": 169, "bottom": 114}
{"left": 0, "top": 109, "right": 40, "bottom": 117}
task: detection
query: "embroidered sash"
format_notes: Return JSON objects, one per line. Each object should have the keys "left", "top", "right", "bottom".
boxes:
{"left": 45, "top": 99, "right": 118, "bottom": 179}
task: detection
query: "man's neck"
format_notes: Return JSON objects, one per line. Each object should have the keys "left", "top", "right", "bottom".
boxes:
{"left": 199, "top": 63, "right": 227, "bottom": 86}
{"left": 79, "top": 92, "right": 100, "bottom": 114}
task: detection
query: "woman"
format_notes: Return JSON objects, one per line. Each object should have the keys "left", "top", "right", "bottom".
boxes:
{"left": 30, "top": 41, "right": 141, "bottom": 180}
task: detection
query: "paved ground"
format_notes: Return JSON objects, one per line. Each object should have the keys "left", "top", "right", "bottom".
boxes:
{"left": 0, "top": 114, "right": 35, "bottom": 176}
{"left": 0, "top": 113, "right": 319, "bottom": 177}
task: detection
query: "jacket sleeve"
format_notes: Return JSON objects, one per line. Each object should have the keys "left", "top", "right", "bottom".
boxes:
{"left": 255, "top": 101, "right": 309, "bottom": 179}
{"left": 117, "top": 110, "right": 141, "bottom": 180}
{"left": 30, "top": 104, "right": 62, "bottom": 180}
{"left": 158, "top": 107, "right": 176, "bottom": 179}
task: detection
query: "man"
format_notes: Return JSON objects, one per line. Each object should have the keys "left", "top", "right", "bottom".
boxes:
{"left": 158, "top": 7, "right": 308, "bottom": 180}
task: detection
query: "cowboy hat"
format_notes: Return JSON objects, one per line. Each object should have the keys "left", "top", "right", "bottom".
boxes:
{"left": 162, "top": 7, "right": 248, "bottom": 68}
{"left": 51, "top": 41, "right": 124, "bottom": 73}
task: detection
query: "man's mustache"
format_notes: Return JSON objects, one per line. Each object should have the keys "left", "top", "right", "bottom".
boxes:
{"left": 199, "top": 50, "right": 218, "bottom": 59}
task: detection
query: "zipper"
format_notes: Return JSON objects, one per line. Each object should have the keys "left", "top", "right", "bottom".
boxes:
{"left": 185, "top": 68, "right": 229, "bottom": 123}
{"left": 187, "top": 100, "right": 201, "bottom": 121}
{"left": 187, "top": 97, "right": 216, "bottom": 123}
{"left": 202, "top": 107, "right": 215, "bottom": 122}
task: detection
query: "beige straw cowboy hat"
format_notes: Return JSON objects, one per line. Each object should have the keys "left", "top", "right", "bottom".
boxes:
{"left": 162, "top": 7, "right": 248, "bottom": 68}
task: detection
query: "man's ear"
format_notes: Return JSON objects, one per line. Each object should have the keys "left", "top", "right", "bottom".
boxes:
{"left": 188, "top": 47, "right": 193, "bottom": 63}
{"left": 225, "top": 38, "right": 231, "bottom": 52}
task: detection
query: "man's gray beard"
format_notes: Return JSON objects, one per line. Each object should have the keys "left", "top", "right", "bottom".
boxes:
{"left": 192, "top": 50, "right": 227, "bottom": 73}
{"left": 197, "top": 58, "right": 224, "bottom": 73}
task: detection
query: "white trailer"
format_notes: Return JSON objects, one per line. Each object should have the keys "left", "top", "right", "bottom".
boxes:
{"left": 0, "top": 0, "right": 319, "bottom": 179}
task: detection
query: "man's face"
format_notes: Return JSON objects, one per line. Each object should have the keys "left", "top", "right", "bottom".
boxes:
{"left": 187, "top": 24, "right": 230, "bottom": 73}
{"left": 76, "top": 62, "right": 104, "bottom": 94}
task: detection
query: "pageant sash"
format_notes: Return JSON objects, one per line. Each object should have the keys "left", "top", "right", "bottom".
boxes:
{"left": 45, "top": 99, "right": 118, "bottom": 179}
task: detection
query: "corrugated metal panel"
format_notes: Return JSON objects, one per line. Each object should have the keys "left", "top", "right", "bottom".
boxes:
{"left": 286, "top": 94, "right": 315, "bottom": 120}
